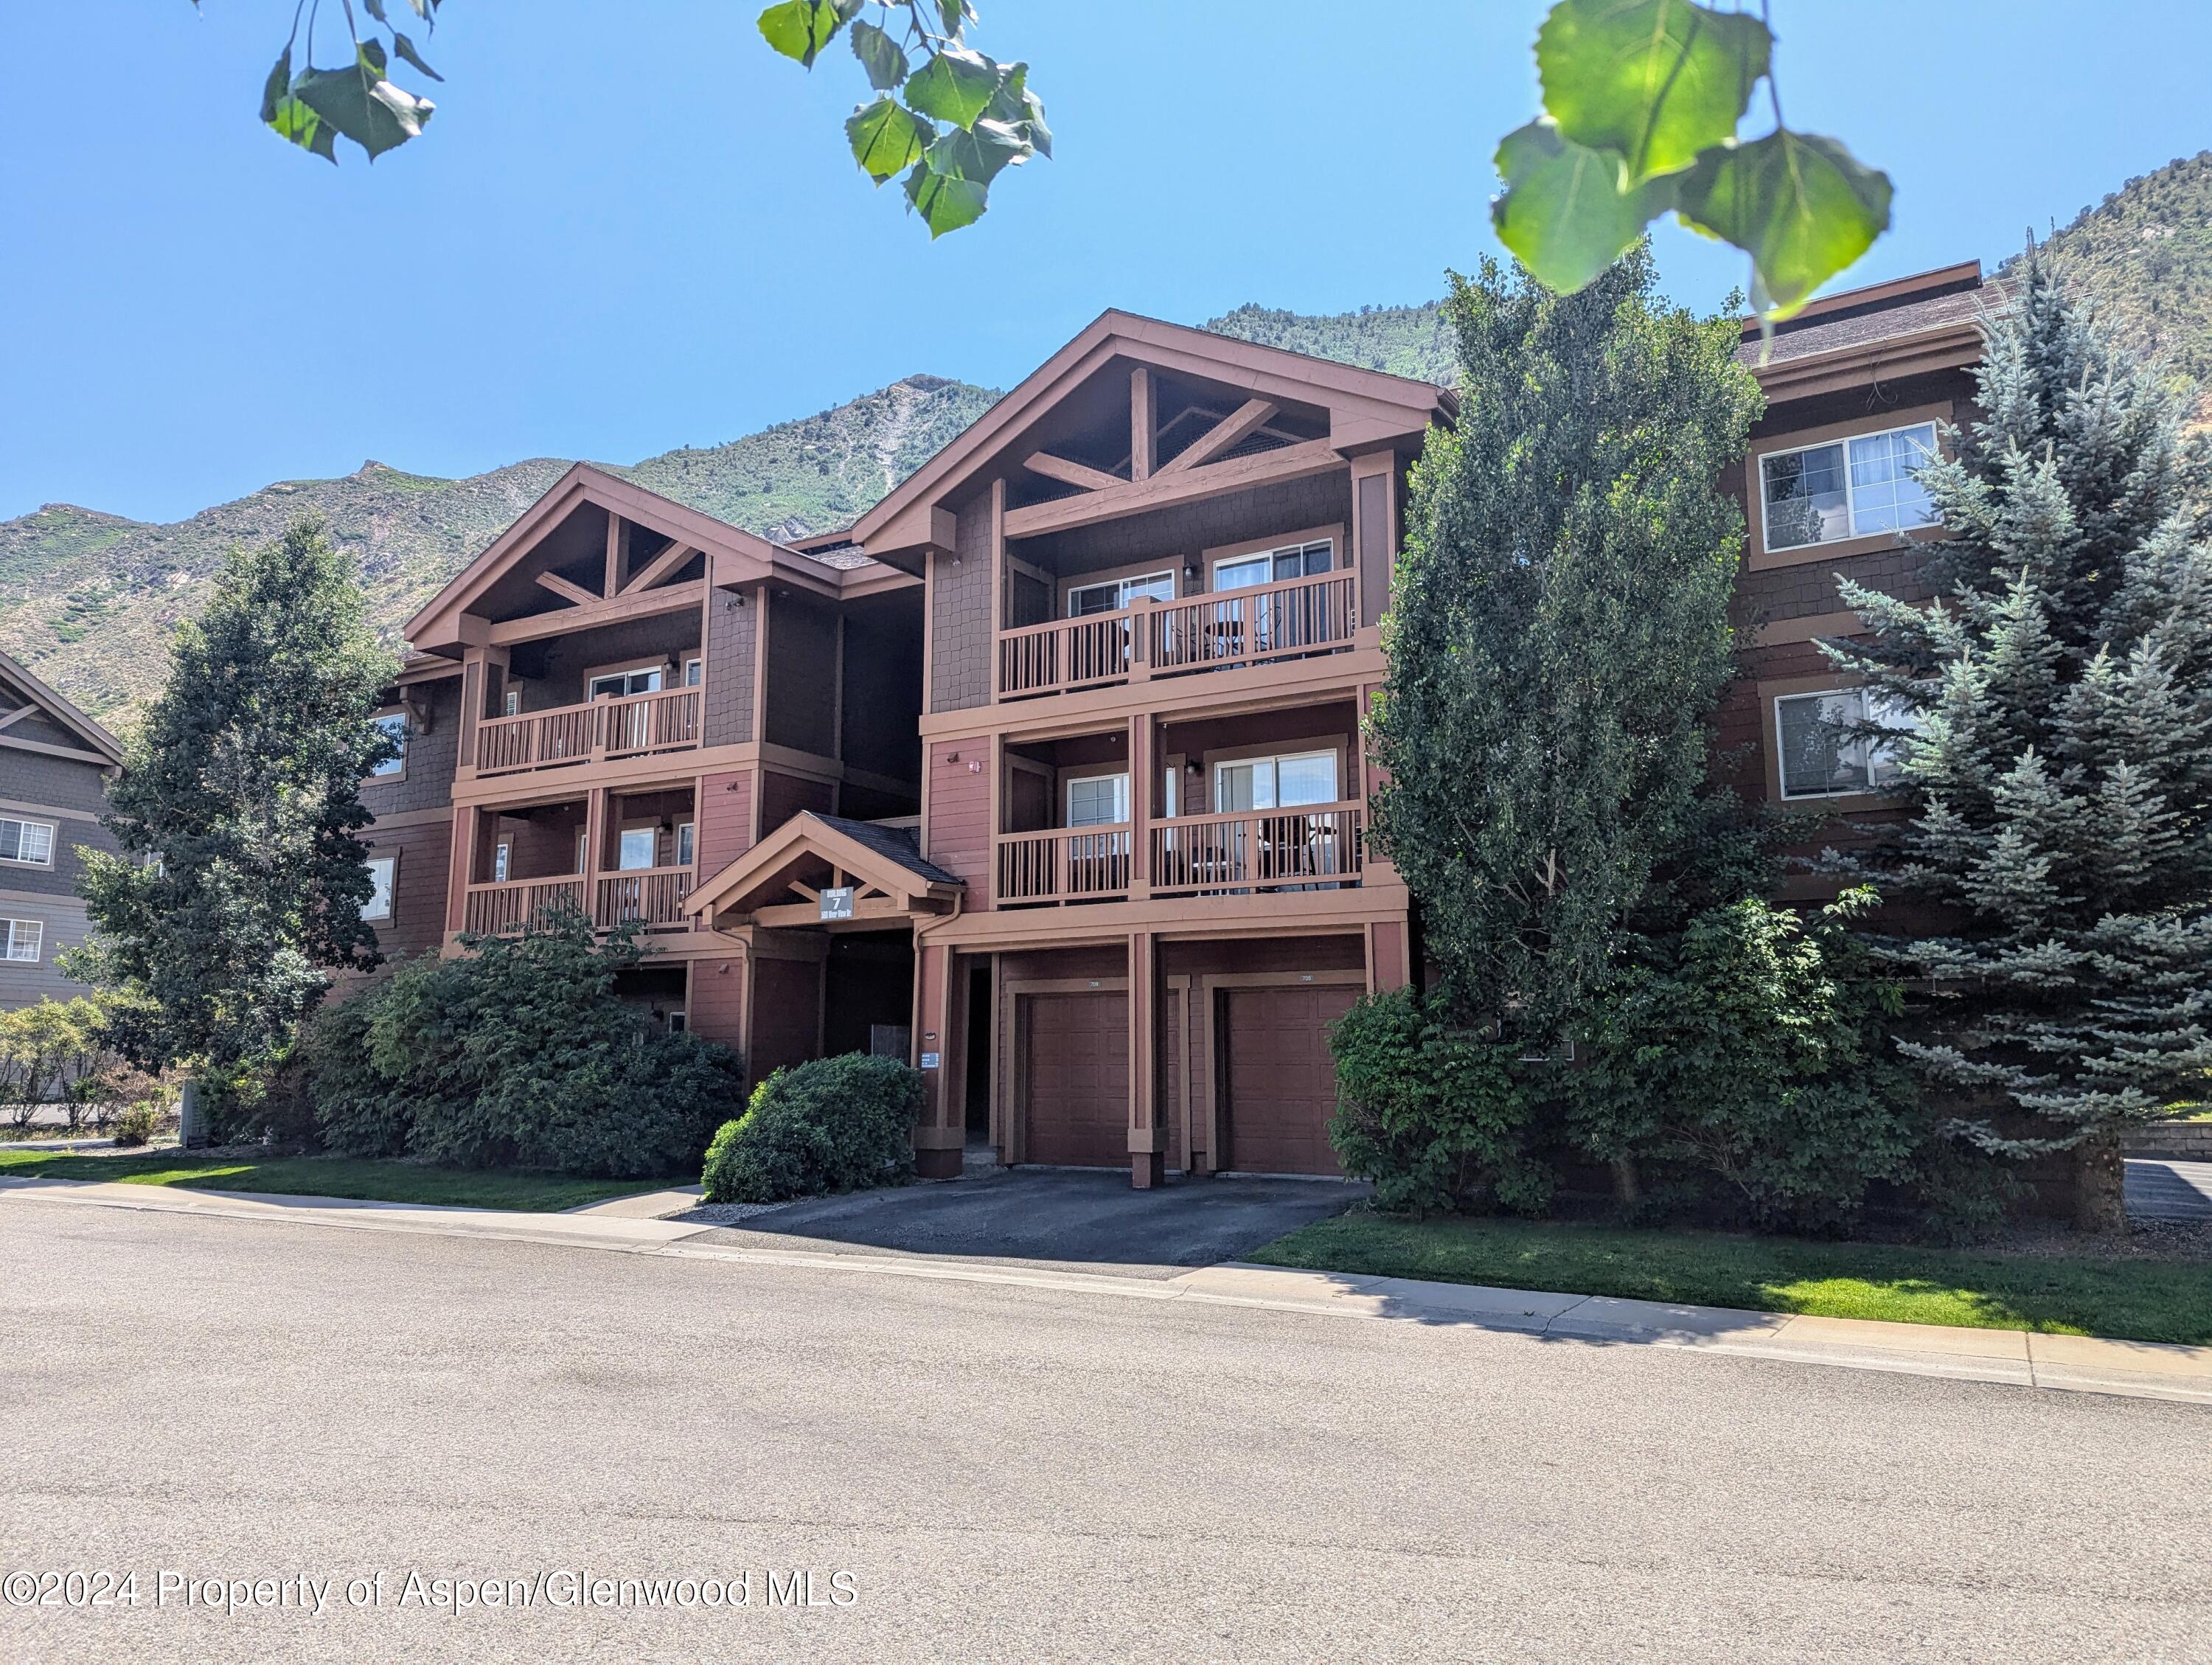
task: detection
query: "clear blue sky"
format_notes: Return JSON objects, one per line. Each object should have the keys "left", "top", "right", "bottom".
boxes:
{"left": 4, "top": 2, "right": 2208, "bottom": 525}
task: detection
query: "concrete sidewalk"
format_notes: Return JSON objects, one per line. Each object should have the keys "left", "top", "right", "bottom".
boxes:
{"left": 6, "top": 1172, "right": 2208, "bottom": 1404}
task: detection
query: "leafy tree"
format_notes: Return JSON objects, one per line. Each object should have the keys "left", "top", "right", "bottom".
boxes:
{"left": 308, "top": 906, "right": 745, "bottom": 1177}
{"left": 1369, "top": 246, "right": 1763, "bottom": 1040}
{"left": 1495, "top": 0, "right": 1892, "bottom": 319}
{"left": 1572, "top": 890, "right": 1924, "bottom": 1234}
{"left": 74, "top": 518, "right": 397, "bottom": 1077}
{"left": 1826, "top": 247, "right": 2212, "bottom": 1231}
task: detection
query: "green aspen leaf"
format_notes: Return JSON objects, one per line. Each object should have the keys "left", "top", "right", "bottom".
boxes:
{"left": 984, "top": 62, "right": 1051, "bottom": 159}
{"left": 1537, "top": 0, "right": 1770, "bottom": 184}
{"left": 846, "top": 97, "right": 928, "bottom": 183}
{"left": 388, "top": 31, "right": 442, "bottom": 83}
{"left": 291, "top": 44, "right": 434, "bottom": 161}
{"left": 364, "top": 0, "right": 391, "bottom": 21}
{"left": 903, "top": 47, "right": 998, "bottom": 130}
{"left": 925, "top": 118, "right": 1031, "bottom": 186}
{"left": 849, "top": 20, "right": 910, "bottom": 90}
{"left": 938, "top": 1, "right": 971, "bottom": 41}
{"left": 1491, "top": 118, "right": 1677, "bottom": 293}
{"left": 905, "top": 160, "right": 988, "bottom": 237}
{"left": 261, "top": 47, "right": 337, "bottom": 162}
{"left": 1675, "top": 129, "right": 1893, "bottom": 316}
{"left": 758, "top": 0, "right": 846, "bottom": 69}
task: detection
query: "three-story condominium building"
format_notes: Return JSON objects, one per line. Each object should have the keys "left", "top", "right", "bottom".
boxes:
{"left": 369, "top": 260, "right": 1989, "bottom": 1186}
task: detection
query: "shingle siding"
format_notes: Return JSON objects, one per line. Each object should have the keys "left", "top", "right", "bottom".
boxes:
{"left": 930, "top": 500, "right": 995, "bottom": 714}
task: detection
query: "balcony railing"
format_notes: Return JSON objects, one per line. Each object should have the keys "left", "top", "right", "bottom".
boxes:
{"left": 995, "top": 825, "right": 1133, "bottom": 906}
{"left": 995, "top": 571, "right": 1359, "bottom": 701}
{"left": 462, "top": 877, "right": 586, "bottom": 936}
{"left": 992, "top": 803, "right": 1364, "bottom": 906}
{"left": 475, "top": 687, "right": 702, "bottom": 776}
{"left": 1150, "top": 802, "right": 1364, "bottom": 897}
{"left": 461, "top": 866, "right": 695, "bottom": 936}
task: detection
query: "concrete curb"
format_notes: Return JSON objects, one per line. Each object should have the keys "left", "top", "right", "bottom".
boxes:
{"left": 7, "top": 1175, "right": 2209, "bottom": 1404}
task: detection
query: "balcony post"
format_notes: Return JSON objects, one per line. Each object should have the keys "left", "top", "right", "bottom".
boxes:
{"left": 581, "top": 787, "right": 605, "bottom": 925}
{"left": 1130, "top": 596, "right": 1152, "bottom": 683}
{"left": 1127, "top": 713, "right": 1152, "bottom": 900}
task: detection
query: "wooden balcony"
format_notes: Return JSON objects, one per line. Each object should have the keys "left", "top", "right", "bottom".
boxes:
{"left": 992, "top": 802, "right": 1365, "bottom": 906}
{"left": 475, "top": 687, "right": 702, "bottom": 777}
{"left": 1150, "top": 802, "right": 1363, "bottom": 896}
{"left": 461, "top": 866, "right": 695, "bottom": 936}
{"left": 995, "top": 571, "right": 1359, "bottom": 701}
{"left": 995, "top": 825, "right": 1133, "bottom": 905}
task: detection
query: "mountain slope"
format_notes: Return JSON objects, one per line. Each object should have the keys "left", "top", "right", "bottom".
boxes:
{"left": 0, "top": 376, "right": 999, "bottom": 720}
{"left": 2025, "top": 150, "right": 2212, "bottom": 389}
{"left": 1204, "top": 299, "right": 1454, "bottom": 383}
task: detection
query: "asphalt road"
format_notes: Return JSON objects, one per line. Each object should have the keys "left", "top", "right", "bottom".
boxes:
{"left": 4, "top": 1201, "right": 2207, "bottom": 1664}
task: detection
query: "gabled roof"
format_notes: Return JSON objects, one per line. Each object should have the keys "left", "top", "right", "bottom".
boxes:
{"left": 845, "top": 309, "right": 1457, "bottom": 566}
{"left": 686, "top": 812, "right": 962, "bottom": 929}
{"left": 0, "top": 647, "right": 123, "bottom": 766}
{"left": 404, "top": 465, "right": 893, "bottom": 654}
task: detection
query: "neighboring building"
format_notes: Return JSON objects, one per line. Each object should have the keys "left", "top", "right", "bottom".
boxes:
{"left": 0, "top": 650, "right": 125, "bottom": 1008}
{"left": 375, "top": 261, "right": 1990, "bottom": 1187}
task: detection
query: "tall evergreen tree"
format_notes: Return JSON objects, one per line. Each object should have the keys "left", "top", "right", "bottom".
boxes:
{"left": 1371, "top": 248, "right": 1764, "bottom": 1036}
{"left": 75, "top": 519, "right": 397, "bottom": 1074}
{"left": 1829, "top": 248, "right": 2212, "bottom": 1230}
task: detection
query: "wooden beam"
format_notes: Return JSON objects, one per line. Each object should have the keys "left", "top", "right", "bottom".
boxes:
{"left": 787, "top": 880, "right": 823, "bottom": 902}
{"left": 535, "top": 571, "right": 598, "bottom": 608}
{"left": 619, "top": 542, "right": 698, "bottom": 596}
{"left": 1003, "top": 439, "right": 1343, "bottom": 540}
{"left": 0, "top": 705, "right": 38, "bottom": 734}
{"left": 605, "top": 514, "right": 625, "bottom": 597}
{"left": 1022, "top": 451, "right": 1124, "bottom": 493}
{"left": 1130, "top": 366, "right": 1154, "bottom": 482}
{"left": 487, "top": 580, "right": 708, "bottom": 646}
{"left": 1156, "top": 398, "right": 1277, "bottom": 476}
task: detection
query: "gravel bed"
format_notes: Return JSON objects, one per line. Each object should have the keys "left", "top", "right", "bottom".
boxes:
{"left": 670, "top": 1199, "right": 803, "bottom": 1227}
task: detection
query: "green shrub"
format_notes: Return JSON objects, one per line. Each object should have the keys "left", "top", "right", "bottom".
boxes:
{"left": 701, "top": 1053, "right": 923, "bottom": 1203}
{"left": 110, "top": 1101, "right": 160, "bottom": 1148}
{"left": 309, "top": 908, "right": 745, "bottom": 1178}
{"left": 1327, "top": 988, "right": 1548, "bottom": 1217}
{"left": 1571, "top": 889, "right": 1925, "bottom": 1234}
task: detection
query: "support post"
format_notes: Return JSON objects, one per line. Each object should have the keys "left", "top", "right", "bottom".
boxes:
{"left": 1128, "top": 929, "right": 1164, "bottom": 1188}
{"left": 913, "top": 940, "right": 963, "bottom": 1178}
{"left": 1130, "top": 367, "right": 1155, "bottom": 482}
{"left": 1127, "top": 713, "right": 1152, "bottom": 900}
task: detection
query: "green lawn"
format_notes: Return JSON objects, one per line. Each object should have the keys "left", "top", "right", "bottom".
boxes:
{"left": 1248, "top": 1212, "right": 2212, "bottom": 1346}
{"left": 0, "top": 1149, "right": 670, "bottom": 1213}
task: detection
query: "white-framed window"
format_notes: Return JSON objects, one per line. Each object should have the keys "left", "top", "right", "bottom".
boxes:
{"left": 1213, "top": 538, "right": 1333, "bottom": 591}
{"left": 683, "top": 657, "right": 703, "bottom": 687}
{"left": 675, "top": 821, "right": 696, "bottom": 869}
{"left": 618, "top": 827, "right": 658, "bottom": 871}
{"left": 1760, "top": 423, "right": 1938, "bottom": 552}
{"left": 367, "top": 713, "right": 408, "bottom": 779}
{"left": 0, "top": 817, "right": 56, "bottom": 867}
{"left": 2, "top": 919, "right": 42, "bottom": 962}
{"left": 362, "top": 855, "right": 396, "bottom": 922}
{"left": 590, "top": 666, "right": 664, "bottom": 699}
{"left": 492, "top": 838, "right": 513, "bottom": 883}
{"left": 1214, "top": 750, "right": 1338, "bottom": 812}
{"left": 665, "top": 1010, "right": 688, "bottom": 1035}
{"left": 576, "top": 830, "right": 591, "bottom": 875}
{"left": 1065, "top": 772, "right": 1130, "bottom": 829}
{"left": 1066, "top": 571, "right": 1174, "bottom": 618}
{"left": 1773, "top": 688, "right": 1920, "bottom": 799}
{"left": 503, "top": 688, "right": 524, "bottom": 717}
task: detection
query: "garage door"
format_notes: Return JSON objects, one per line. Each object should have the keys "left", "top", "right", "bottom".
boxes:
{"left": 1223, "top": 984, "right": 1357, "bottom": 1175}
{"left": 1023, "top": 992, "right": 1129, "bottom": 1167}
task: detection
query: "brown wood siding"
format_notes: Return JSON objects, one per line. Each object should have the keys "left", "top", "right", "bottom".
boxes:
{"left": 1222, "top": 984, "right": 1355, "bottom": 1175}
{"left": 763, "top": 592, "right": 839, "bottom": 756}
{"left": 1356, "top": 470, "right": 1391, "bottom": 627}
{"left": 929, "top": 501, "right": 994, "bottom": 713}
{"left": 689, "top": 955, "right": 748, "bottom": 1052}
{"left": 363, "top": 676, "right": 462, "bottom": 817}
{"left": 924, "top": 739, "right": 990, "bottom": 894}
{"left": 759, "top": 771, "right": 835, "bottom": 837}
{"left": 702, "top": 593, "right": 757, "bottom": 747}
{"left": 1023, "top": 991, "right": 1128, "bottom": 1167}
{"left": 365, "top": 820, "right": 453, "bottom": 961}
{"left": 698, "top": 769, "right": 755, "bottom": 876}
{"left": 1016, "top": 470, "right": 1350, "bottom": 583}
{"left": 0, "top": 746, "right": 111, "bottom": 818}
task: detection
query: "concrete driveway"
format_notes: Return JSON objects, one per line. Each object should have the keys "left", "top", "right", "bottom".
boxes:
{"left": 2127, "top": 1157, "right": 2212, "bottom": 1220}
{"left": 698, "top": 1167, "right": 1368, "bottom": 1276}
